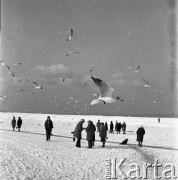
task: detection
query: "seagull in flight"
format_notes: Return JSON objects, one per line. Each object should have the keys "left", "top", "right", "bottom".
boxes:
{"left": 90, "top": 75, "right": 124, "bottom": 105}
{"left": 89, "top": 66, "right": 94, "bottom": 73}
{"left": 9, "top": 71, "right": 15, "bottom": 77}
{"left": 134, "top": 65, "right": 140, "bottom": 73}
{"left": 18, "top": 88, "right": 23, "bottom": 92}
{"left": 66, "top": 50, "right": 79, "bottom": 57}
{"left": 66, "top": 28, "right": 74, "bottom": 41}
{"left": 0, "top": 61, "right": 11, "bottom": 70}
{"left": 14, "top": 62, "right": 22, "bottom": 66}
{"left": 153, "top": 100, "right": 159, "bottom": 104}
{"left": 57, "top": 77, "right": 66, "bottom": 82}
{"left": 32, "top": 81, "right": 43, "bottom": 89}
{"left": 142, "top": 78, "right": 158, "bottom": 87}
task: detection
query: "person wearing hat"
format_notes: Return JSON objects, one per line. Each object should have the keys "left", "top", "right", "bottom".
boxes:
{"left": 86, "top": 120, "right": 95, "bottom": 148}
{"left": 73, "top": 119, "right": 85, "bottom": 147}
{"left": 136, "top": 125, "right": 145, "bottom": 147}
{"left": 44, "top": 116, "right": 53, "bottom": 141}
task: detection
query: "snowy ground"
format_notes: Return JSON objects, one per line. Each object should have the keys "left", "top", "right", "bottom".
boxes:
{"left": 0, "top": 112, "right": 178, "bottom": 180}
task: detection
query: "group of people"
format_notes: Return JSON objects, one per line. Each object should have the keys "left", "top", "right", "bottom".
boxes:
{"left": 73, "top": 119, "right": 107, "bottom": 148}
{"left": 11, "top": 115, "right": 146, "bottom": 147}
{"left": 11, "top": 116, "right": 22, "bottom": 132}
{"left": 96, "top": 120, "right": 126, "bottom": 134}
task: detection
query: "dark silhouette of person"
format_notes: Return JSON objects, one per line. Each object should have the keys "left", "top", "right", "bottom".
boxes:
{"left": 44, "top": 116, "right": 53, "bottom": 141}
{"left": 122, "top": 122, "right": 126, "bottom": 134}
{"left": 105, "top": 122, "right": 108, "bottom": 132}
{"left": 96, "top": 120, "right": 101, "bottom": 132}
{"left": 158, "top": 118, "right": 160, "bottom": 123}
{"left": 118, "top": 122, "right": 122, "bottom": 134}
{"left": 17, "top": 117, "right": 22, "bottom": 132}
{"left": 110, "top": 121, "right": 114, "bottom": 133}
{"left": 86, "top": 120, "right": 95, "bottom": 148}
{"left": 73, "top": 119, "right": 85, "bottom": 147}
{"left": 136, "top": 125, "right": 145, "bottom": 147}
{"left": 91, "top": 121, "right": 96, "bottom": 146}
{"left": 100, "top": 123, "right": 107, "bottom": 147}
{"left": 11, "top": 116, "right": 16, "bottom": 131}
{"left": 115, "top": 121, "right": 119, "bottom": 134}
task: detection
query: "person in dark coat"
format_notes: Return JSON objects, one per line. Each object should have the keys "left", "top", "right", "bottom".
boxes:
{"left": 96, "top": 120, "right": 101, "bottom": 133}
{"left": 105, "top": 122, "right": 108, "bottom": 132}
{"left": 17, "top": 117, "right": 22, "bottom": 132}
{"left": 122, "top": 122, "right": 126, "bottom": 134}
{"left": 158, "top": 118, "right": 160, "bottom": 123}
{"left": 73, "top": 119, "right": 85, "bottom": 147}
{"left": 100, "top": 123, "right": 107, "bottom": 147}
{"left": 110, "top": 121, "right": 114, "bottom": 133}
{"left": 115, "top": 121, "right": 119, "bottom": 134}
{"left": 86, "top": 120, "right": 95, "bottom": 148}
{"left": 92, "top": 122, "right": 96, "bottom": 146}
{"left": 136, "top": 125, "right": 145, "bottom": 147}
{"left": 118, "top": 122, "right": 122, "bottom": 134}
{"left": 11, "top": 116, "right": 16, "bottom": 131}
{"left": 44, "top": 116, "right": 53, "bottom": 141}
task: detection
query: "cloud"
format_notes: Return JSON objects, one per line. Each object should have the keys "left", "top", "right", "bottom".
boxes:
{"left": 33, "top": 64, "right": 69, "bottom": 75}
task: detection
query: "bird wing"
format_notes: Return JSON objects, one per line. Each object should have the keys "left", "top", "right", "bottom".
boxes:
{"left": 142, "top": 78, "right": 149, "bottom": 85}
{"left": 91, "top": 76, "right": 114, "bottom": 97}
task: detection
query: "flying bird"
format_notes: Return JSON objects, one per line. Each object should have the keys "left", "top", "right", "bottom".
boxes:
{"left": 66, "top": 28, "right": 74, "bottom": 41}
{"left": 14, "top": 62, "right": 22, "bottom": 66}
{"left": 18, "top": 88, "right": 23, "bottom": 92}
{"left": 153, "top": 100, "right": 159, "bottom": 104}
{"left": 32, "top": 81, "right": 43, "bottom": 89}
{"left": 9, "top": 71, "right": 15, "bottom": 77}
{"left": 134, "top": 65, "right": 140, "bottom": 73}
{"left": 57, "top": 77, "right": 66, "bottom": 82}
{"left": 142, "top": 78, "right": 158, "bottom": 87}
{"left": 90, "top": 75, "right": 124, "bottom": 105}
{"left": 0, "top": 61, "right": 11, "bottom": 70}
{"left": 89, "top": 66, "right": 94, "bottom": 73}
{"left": 65, "top": 50, "right": 79, "bottom": 57}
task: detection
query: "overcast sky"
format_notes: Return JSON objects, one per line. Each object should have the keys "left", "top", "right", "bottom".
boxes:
{"left": 0, "top": 0, "right": 177, "bottom": 117}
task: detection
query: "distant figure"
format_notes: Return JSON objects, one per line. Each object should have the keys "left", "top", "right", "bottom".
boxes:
{"left": 158, "top": 118, "right": 160, "bottom": 123}
{"left": 73, "top": 119, "right": 85, "bottom": 147}
{"left": 44, "top": 116, "right": 53, "bottom": 141}
{"left": 115, "top": 121, "right": 119, "bottom": 134}
{"left": 120, "top": 139, "right": 128, "bottom": 145}
{"left": 17, "top": 117, "right": 22, "bottom": 132}
{"left": 136, "top": 125, "right": 145, "bottom": 147}
{"left": 118, "top": 122, "right": 122, "bottom": 134}
{"left": 96, "top": 120, "right": 101, "bottom": 132}
{"left": 110, "top": 121, "right": 114, "bottom": 133}
{"left": 86, "top": 120, "right": 95, "bottom": 148}
{"left": 105, "top": 122, "right": 108, "bottom": 132}
{"left": 92, "top": 121, "right": 96, "bottom": 146}
{"left": 11, "top": 116, "right": 16, "bottom": 131}
{"left": 99, "top": 123, "right": 107, "bottom": 147}
{"left": 122, "top": 122, "right": 126, "bottom": 134}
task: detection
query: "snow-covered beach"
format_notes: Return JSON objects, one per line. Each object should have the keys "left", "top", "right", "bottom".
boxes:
{"left": 0, "top": 112, "right": 178, "bottom": 179}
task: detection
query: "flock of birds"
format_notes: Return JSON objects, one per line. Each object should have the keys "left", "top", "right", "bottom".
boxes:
{"left": 0, "top": 28, "right": 160, "bottom": 113}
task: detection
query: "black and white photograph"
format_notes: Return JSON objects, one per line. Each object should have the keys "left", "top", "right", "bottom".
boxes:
{"left": 0, "top": 0, "right": 177, "bottom": 179}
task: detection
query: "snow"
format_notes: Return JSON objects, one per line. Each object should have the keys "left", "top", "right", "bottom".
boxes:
{"left": 0, "top": 112, "right": 178, "bottom": 179}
